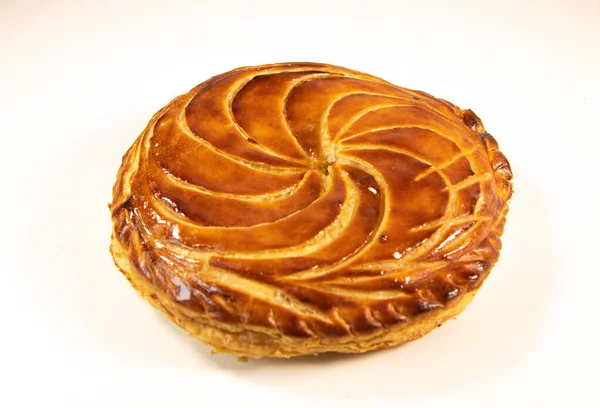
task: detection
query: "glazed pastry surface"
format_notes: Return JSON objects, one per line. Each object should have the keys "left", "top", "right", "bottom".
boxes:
{"left": 110, "top": 62, "right": 512, "bottom": 358}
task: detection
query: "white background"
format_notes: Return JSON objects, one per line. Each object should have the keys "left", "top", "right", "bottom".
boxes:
{"left": 1, "top": 0, "right": 599, "bottom": 406}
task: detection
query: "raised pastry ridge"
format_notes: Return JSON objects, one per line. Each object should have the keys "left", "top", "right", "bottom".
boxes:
{"left": 110, "top": 62, "right": 512, "bottom": 357}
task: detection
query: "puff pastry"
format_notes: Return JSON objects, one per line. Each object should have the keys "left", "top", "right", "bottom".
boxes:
{"left": 110, "top": 62, "right": 512, "bottom": 358}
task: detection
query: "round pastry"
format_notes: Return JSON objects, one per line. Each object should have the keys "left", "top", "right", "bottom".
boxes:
{"left": 110, "top": 62, "right": 512, "bottom": 358}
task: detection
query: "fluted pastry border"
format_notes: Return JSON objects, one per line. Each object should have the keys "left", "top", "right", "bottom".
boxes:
{"left": 111, "top": 235, "right": 480, "bottom": 358}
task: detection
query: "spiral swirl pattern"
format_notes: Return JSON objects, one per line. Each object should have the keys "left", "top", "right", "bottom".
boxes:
{"left": 110, "top": 62, "right": 512, "bottom": 356}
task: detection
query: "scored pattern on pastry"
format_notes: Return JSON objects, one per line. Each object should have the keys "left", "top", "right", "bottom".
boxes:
{"left": 111, "top": 63, "right": 512, "bottom": 338}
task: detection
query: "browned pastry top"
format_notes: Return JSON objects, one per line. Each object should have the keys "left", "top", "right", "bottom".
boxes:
{"left": 111, "top": 62, "right": 513, "bottom": 339}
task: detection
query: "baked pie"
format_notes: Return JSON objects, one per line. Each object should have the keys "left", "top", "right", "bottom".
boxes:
{"left": 110, "top": 62, "right": 512, "bottom": 358}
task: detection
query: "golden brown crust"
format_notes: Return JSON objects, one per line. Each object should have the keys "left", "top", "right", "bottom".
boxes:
{"left": 109, "top": 62, "right": 512, "bottom": 358}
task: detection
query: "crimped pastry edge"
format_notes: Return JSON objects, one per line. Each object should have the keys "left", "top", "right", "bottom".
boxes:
{"left": 110, "top": 234, "right": 481, "bottom": 359}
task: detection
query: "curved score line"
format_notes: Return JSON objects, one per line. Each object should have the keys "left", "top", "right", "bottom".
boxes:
{"left": 280, "top": 72, "right": 336, "bottom": 161}
{"left": 340, "top": 123, "right": 492, "bottom": 209}
{"left": 202, "top": 170, "right": 359, "bottom": 260}
{"left": 176, "top": 97, "right": 306, "bottom": 174}
{"left": 444, "top": 172, "right": 493, "bottom": 192}
{"left": 338, "top": 124, "right": 492, "bottom": 263}
{"left": 140, "top": 170, "right": 356, "bottom": 261}
{"left": 283, "top": 155, "right": 390, "bottom": 281}
{"left": 320, "top": 92, "right": 420, "bottom": 163}
{"left": 323, "top": 92, "right": 417, "bottom": 135}
{"left": 145, "top": 171, "right": 318, "bottom": 228}
{"left": 326, "top": 261, "right": 448, "bottom": 284}
{"left": 129, "top": 171, "right": 337, "bottom": 261}
{"left": 333, "top": 103, "right": 412, "bottom": 142}
{"left": 299, "top": 281, "right": 412, "bottom": 301}
{"left": 337, "top": 98, "right": 473, "bottom": 148}
{"left": 280, "top": 72, "right": 348, "bottom": 161}
{"left": 226, "top": 71, "right": 322, "bottom": 164}
{"left": 415, "top": 146, "right": 480, "bottom": 182}
{"left": 333, "top": 147, "right": 466, "bottom": 269}
{"left": 143, "top": 171, "right": 334, "bottom": 234}
{"left": 159, "top": 167, "right": 314, "bottom": 202}
{"left": 410, "top": 214, "right": 492, "bottom": 233}
{"left": 196, "top": 265, "right": 334, "bottom": 324}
